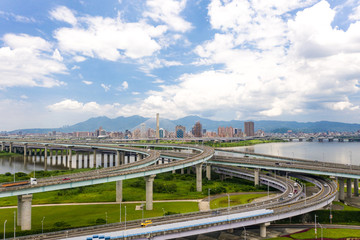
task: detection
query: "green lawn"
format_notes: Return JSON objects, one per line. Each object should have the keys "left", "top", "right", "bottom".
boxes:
{"left": 0, "top": 202, "right": 198, "bottom": 237}
{"left": 290, "top": 228, "right": 360, "bottom": 239}
{"left": 332, "top": 201, "right": 360, "bottom": 211}
{"left": 210, "top": 193, "right": 267, "bottom": 209}
{"left": 0, "top": 172, "right": 266, "bottom": 206}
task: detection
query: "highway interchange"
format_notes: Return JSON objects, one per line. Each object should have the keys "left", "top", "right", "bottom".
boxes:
{"left": 0, "top": 141, "right": 347, "bottom": 239}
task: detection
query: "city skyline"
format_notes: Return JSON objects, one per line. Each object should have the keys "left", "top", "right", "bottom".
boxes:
{"left": 1, "top": 0, "right": 360, "bottom": 131}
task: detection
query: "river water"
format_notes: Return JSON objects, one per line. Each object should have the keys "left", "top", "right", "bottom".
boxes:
{"left": 231, "top": 141, "right": 360, "bottom": 165}
{"left": 1, "top": 142, "right": 359, "bottom": 174}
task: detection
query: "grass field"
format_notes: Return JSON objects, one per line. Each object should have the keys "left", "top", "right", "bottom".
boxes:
{"left": 290, "top": 228, "right": 360, "bottom": 239}
{"left": 0, "top": 172, "right": 266, "bottom": 206}
{"left": 210, "top": 193, "right": 268, "bottom": 209}
{"left": 0, "top": 202, "right": 198, "bottom": 237}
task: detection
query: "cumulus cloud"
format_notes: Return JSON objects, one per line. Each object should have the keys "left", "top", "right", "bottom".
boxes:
{"left": 49, "top": 6, "right": 77, "bottom": 25}
{"left": 125, "top": 0, "right": 360, "bottom": 120}
{"left": 47, "top": 99, "right": 122, "bottom": 117}
{"left": 52, "top": 6, "right": 167, "bottom": 61}
{"left": 144, "top": 0, "right": 192, "bottom": 32}
{"left": 0, "top": 33, "right": 67, "bottom": 88}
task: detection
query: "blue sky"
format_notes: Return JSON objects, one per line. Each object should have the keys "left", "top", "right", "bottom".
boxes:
{"left": 1, "top": 0, "right": 360, "bottom": 131}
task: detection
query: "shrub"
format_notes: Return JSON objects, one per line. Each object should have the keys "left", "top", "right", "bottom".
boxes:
{"left": 54, "top": 221, "right": 71, "bottom": 228}
{"left": 96, "top": 218, "right": 106, "bottom": 224}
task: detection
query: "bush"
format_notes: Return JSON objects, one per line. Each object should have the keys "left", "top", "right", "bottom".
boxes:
{"left": 96, "top": 218, "right": 106, "bottom": 224}
{"left": 54, "top": 221, "right": 71, "bottom": 228}
{"left": 5, "top": 172, "right": 11, "bottom": 176}
{"left": 128, "top": 179, "right": 145, "bottom": 188}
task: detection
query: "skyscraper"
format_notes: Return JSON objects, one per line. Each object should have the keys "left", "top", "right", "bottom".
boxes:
{"left": 156, "top": 113, "right": 160, "bottom": 139}
{"left": 192, "top": 121, "right": 202, "bottom": 137}
{"left": 244, "top": 121, "right": 255, "bottom": 136}
{"left": 175, "top": 125, "right": 186, "bottom": 138}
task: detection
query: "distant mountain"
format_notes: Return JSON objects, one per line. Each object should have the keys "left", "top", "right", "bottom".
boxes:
{"left": 7, "top": 115, "right": 360, "bottom": 134}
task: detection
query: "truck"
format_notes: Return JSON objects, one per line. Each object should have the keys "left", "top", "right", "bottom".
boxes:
{"left": 1, "top": 178, "right": 37, "bottom": 188}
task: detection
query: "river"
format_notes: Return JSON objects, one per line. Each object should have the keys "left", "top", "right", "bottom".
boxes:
{"left": 230, "top": 141, "right": 360, "bottom": 165}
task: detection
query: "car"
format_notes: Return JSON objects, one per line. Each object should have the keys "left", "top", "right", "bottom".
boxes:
{"left": 62, "top": 178, "right": 71, "bottom": 181}
{"left": 288, "top": 193, "right": 293, "bottom": 198}
{"left": 141, "top": 220, "right": 152, "bottom": 227}
{"left": 324, "top": 183, "right": 328, "bottom": 187}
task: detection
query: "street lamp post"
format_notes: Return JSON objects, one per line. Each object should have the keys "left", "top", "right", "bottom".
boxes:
{"left": 4, "top": 220, "right": 7, "bottom": 240}
{"left": 226, "top": 194, "right": 230, "bottom": 212}
{"left": 318, "top": 222, "right": 324, "bottom": 240}
{"left": 208, "top": 188, "right": 211, "bottom": 210}
{"left": 315, "top": 214, "right": 317, "bottom": 239}
{"left": 329, "top": 203, "right": 332, "bottom": 224}
{"left": 41, "top": 217, "right": 45, "bottom": 234}
{"left": 162, "top": 208, "right": 165, "bottom": 216}
{"left": 13, "top": 211, "right": 16, "bottom": 239}
{"left": 125, "top": 206, "right": 127, "bottom": 230}
{"left": 242, "top": 225, "right": 246, "bottom": 240}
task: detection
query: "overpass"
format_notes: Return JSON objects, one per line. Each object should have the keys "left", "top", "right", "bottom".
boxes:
{"left": 0, "top": 141, "right": 354, "bottom": 239}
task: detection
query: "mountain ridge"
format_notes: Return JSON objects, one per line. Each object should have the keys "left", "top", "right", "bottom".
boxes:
{"left": 6, "top": 115, "right": 360, "bottom": 134}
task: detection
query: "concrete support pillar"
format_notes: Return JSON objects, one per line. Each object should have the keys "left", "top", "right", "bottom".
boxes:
{"left": 254, "top": 169, "right": 260, "bottom": 186}
{"left": 181, "top": 168, "right": 184, "bottom": 174}
{"left": 23, "top": 144, "right": 28, "bottom": 158}
{"left": 354, "top": 179, "right": 359, "bottom": 197}
{"left": 116, "top": 180, "right": 123, "bottom": 202}
{"left": 1, "top": 142, "right": 4, "bottom": 151}
{"left": 260, "top": 222, "right": 270, "bottom": 238}
{"left": 101, "top": 153, "right": 105, "bottom": 167}
{"left": 134, "top": 153, "right": 137, "bottom": 162}
{"left": 187, "top": 167, "right": 191, "bottom": 174}
{"left": 339, "top": 178, "right": 345, "bottom": 201}
{"left": 43, "top": 146, "right": 47, "bottom": 171}
{"left": 93, "top": 149, "right": 97, "bottom": 168}
{"left": 82, "top": 153, "right": 85, "bottom": 168}
{"left": 76, "top": 152, "right": 79, "bottom": 169}
{"left": 196, "top": 163, "right": 203, "bottom": 192}
{"left": 347, "top": 178, "right": 352, "bottom": 198}
{"left": 87, "top": 152, "right": 90, "bottom": 167}
{"left": 68, "top": 147, "right": 72, "bottom": 170}
{"left": 206, "top": 164, "right": 211, "bottom": 180}
{"left": 117, "top": 151, "right": 121, "bottom": 166}
{"left": 145, "top": 175, "right": 156, "bottom": 210}
{"left": 17, "top": 194, "right": 33, "bottom": 230}
{"left": 9, "top": 142, "right": 13, "bottom": 153}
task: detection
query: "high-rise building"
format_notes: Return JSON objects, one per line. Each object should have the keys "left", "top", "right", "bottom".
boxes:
{"left": 159, "top": 128, "right": 164, "bottom": 138}
{"left": 140, "top": 123, "right": 146, "bottom": 138}
{"left": 218, "top": 127, "right": 225, "bottom": 137}
{"left": 244, "top": 121, "right": 255, "bottom": 136}
{"left": 192, "top": 121, "right": 202, "bottom": 137}
{"left": 175, "top": 125, "right": 186, "bottom": 138}
{"left": 156, "top": 113, "right": 160, "bottom": 139}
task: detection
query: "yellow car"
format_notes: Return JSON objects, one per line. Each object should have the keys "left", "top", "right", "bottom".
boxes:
{"left": 141, "top": 220, "right": 152, "bottom": 227}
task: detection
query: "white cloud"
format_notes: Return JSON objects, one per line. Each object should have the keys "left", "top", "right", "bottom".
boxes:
{"left": 73, "top": 56, "right": 87, "bottom": 62}
{"left": 144, "top": 0, "right": 192, "bottom": 32}
{"left": 20, "top": 95, "right": 28, "bottom": 99}
{"left": 0, "top": 11, "right": 36, "bottom": 23}
{"left": 49, "top": 6, "right": 77, "bottom": 25}
{"left": 349, "top": 5, "right": 360, "bottom": 21}
{"left": 0, "top": 33, "right": 67, "bottom": 88}
{"left": 52, "top": 49, "right": 63, "bottom": 61}
{"left": 122, "top": 81, "right": 128, "bottom": 90}
{"left": 71, "top": 65, "right": 80, "bottom": 70}
{"left": 47, "top": 99, "right": 122, "bottom": 118}
{"left": 152, "top": 79, "right": 164, "bottom": 84}
{"left": 121, "top": 0, "right": 360, "bottom": 120}
{"left": 132, "top": 91, "right": 140, "bottom": 95}
{"left": 52, "top": 7, "right": 166, "bottom": 61}
{"left": 101, "top": 83, "right": 111, "bottom": 92}
{"left": 82, "top": 80, "right": 93, "bottom": 85}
